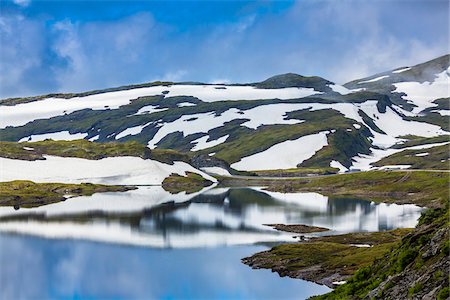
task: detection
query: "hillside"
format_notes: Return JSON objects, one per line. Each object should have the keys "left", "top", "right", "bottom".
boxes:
{"left": 0, "top": 55, "right": 448, "bottom": 176}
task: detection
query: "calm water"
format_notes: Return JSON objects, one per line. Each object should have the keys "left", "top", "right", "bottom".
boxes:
{"left": 0, "top": 187, "right": 423, "bottom": 299}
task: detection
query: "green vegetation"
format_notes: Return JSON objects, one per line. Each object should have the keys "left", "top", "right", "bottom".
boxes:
{"left": 162, "top": 172, "right": 213, "bottom": 194}
{"left": 374, "top": 144, "right": 449, "bottom": 169}
{"left": 299, "top": 128, "right": 371, "bottom": 168}
{"left": 148, "top": 148, "right": 190, "bottom": 164}
{"left": 406, "top": 112, "right": 450, "bottom": 131}
{"left": 210, "top": 108, "right": 364, "bottom": 164}
{"left": 266, "top": 224, "right": 330, "bottom": 234}
{"left": 254, "top": 167, "right": 338, "bottom": 177}
{"left": 241, "top": 171, "right": 449, "bottom": 299}
{"left": 243, "top": 229, "right": 409, "bottom": 288}
{"left": 0, "top": 180, "right": 134, "bottom": 208}
{"left": 0, "top": 139, "right": 193, "bottom": 164}
{"left": 437, "top": 287, "right": 449, "bottom": 300}
{"left": 313, "top": 208, "right": 449, "bottom": 299}
{"left": 393, "top": 134, "right": 449, "bottom": 149}
{"left": 254, "top": 73, "right": 332, "bottom": 92}
{"left": 261, "top": 170, "right": 448, "bottom": 208}
{"left": 0, "top": 139, "right": 150, "bottom": 160}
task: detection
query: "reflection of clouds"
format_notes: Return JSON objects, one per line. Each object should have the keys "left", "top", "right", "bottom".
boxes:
{"left": 54, "top": 244, "right": 159, "bottom": 298}
{"left": 0, "top": 235, "right": 47, "bottom": 299}
{"left": 0, "top": 188, "right": 423, "bottom": 248}
{"left": 1, "top": 235, "right": 330, "bottom": 299}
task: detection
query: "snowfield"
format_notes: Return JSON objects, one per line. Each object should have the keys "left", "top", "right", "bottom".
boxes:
{"left": 0, "top": 84, "right": 321, "bottom": 129}
{"left": 0, "top": 156, "right": 216, "bottom": 185}
{"left": 393, "top": 68, "right": 450, "bottom": 113}
{"left": 231, "top": 131, "right": 329, "bottom": 171}
{"left": 0, "top": 86, "right": 170, "bottom": 129}
{"left": 18, "top": 131, "right": 88, "bottom": 142}
{"left": 350, "top": 142, "right": 450, "bottom": 171}
{"left": 147, "top": 103, "right": 312, "bottom": 148}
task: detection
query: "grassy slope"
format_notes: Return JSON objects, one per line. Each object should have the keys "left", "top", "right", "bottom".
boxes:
{"left": 210, "top": 109, "right": 366, "bottom": 164}
{"left": 0, "top": 93, "right": 378, "bottom": 168}
{"left": 263, "top": 170, "right": 448, "bottom": 208}
{"left": 374, "top": 144, "right": 449, "bottom": 169}
{"left": 0, "top": 180, "right": 134, "bottom": 208}
{"left": 393, "top": 135, "right": 449, "bottom": 149}
{"left": 0, "top": 139, "right": 190, "bottom": 164}
{"left": 243, "top": 229, "right": 411, "bottom": 287}
{"left": 161, "top": 172, "right": 213, "bottom": 194}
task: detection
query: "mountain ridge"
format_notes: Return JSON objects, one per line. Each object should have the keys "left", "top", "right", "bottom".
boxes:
{"left": 0, "top": 54, "right": 448, "bottom": 175}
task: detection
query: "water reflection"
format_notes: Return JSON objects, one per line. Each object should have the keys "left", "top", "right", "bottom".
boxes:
{"left": 0, "top": 187, "right": 423, "bottom": 248}
{"left": 0, "top": 233, "right": 331, "bottom": 299}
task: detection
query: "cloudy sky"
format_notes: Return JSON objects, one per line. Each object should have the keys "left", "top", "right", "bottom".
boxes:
{"left": 0, "top": 0, "right": 448, "bottom": 98}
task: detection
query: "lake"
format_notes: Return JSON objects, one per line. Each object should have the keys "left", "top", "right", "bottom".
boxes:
{"left": 0, "top": 186, "right": 423, "bottom": 299}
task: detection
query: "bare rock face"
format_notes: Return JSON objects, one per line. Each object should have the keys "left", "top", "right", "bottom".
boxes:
{"left": 365, "top": 225, "right": 449, "bottom": 300}
{"left": 190, "top": 154, "right": 231, "bottom": 170}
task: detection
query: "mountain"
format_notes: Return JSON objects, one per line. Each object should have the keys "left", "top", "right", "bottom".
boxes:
{"left": 0, "top": 55, "right": 448, "bottom": 179}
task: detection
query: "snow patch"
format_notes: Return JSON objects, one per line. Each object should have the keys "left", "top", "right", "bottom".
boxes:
{"left": 0, "top": 156, "right": 216, "bottom": 185}
{"left": 358, "top": 75, "right": 389, "bottom": 84}
{"left": 351, "top": 142, "right": 449, "bottom": 171}
{"left": 415, "top": 152, "right": 429, "bottom": 157}
{"left": 330, "top": 160, "right": 348, "bottom": 173}
{"left": 392, "top": 67, "right": 411, "bottom": 74}
{"left": 88, "top": 135, "right": 99, "bottom": 141}
{"left": 177, "top": 102, "right": 197, "bottom": 107}
{"left": 378, "top": 165, "right": 411, "bottom": 170}
{"left": 134, "top": 105, "right": 168, "bottom": 115}
{"left": 18, "top": 131, "right": 87, "bottom": 142}
{"left": 0, "top": 86, "right": 171, "bottom": 129}
{"left": 393, "top": 69, "right": 450, "bottom": 113}
{"left": 164, "top": 85, "right": 321, "bottom": 102}
{"left": 115, "top": 123, "right": 151, "bottom": 139}
{"left": 191, "top": 135, "right": 229, "bottom": 151}
{"left": 201, "top": 167, "right": 231, "bottom": 176}
{"left": 231, "top": 131, "right": 329, "bottom": 171}
{"left": 147, "top": 104, "right": 310, "bottom": 149}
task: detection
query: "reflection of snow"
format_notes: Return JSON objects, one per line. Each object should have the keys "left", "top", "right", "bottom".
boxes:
{"left": 0, "top": 187, "right": 423, "bottom": 248}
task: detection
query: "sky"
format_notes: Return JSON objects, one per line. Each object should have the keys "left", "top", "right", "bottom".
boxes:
{"left": 0, "top": 0, "right": 448, "bottom": 98}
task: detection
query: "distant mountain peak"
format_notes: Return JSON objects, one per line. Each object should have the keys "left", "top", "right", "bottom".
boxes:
{"left": 255, "top": 73, "right": 334, "bottom": 92}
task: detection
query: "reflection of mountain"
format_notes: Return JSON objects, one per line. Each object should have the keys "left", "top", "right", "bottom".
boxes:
{"left": 0, "top": 187, "right": 422, "bottom": 248}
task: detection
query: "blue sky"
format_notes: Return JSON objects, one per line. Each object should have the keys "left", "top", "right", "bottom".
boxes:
{"left": 0, "top": 0, "right": 448, "bottom": 98}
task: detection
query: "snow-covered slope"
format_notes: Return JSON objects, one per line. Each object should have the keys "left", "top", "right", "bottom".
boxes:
{"left": 345, "top": 54, "right": 450, "bottom": 114}
{"left": 1, "top": 56, "right": 448, "bottom": 173}
{"left": 0, "top": 155, "right": 216, "bottom": 185}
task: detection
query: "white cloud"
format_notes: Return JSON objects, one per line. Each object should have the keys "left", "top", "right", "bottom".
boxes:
{"left": 50, "top": 13, "right": 160, "bottom": 92}
{"left": 0, "top": 2, "right": 447, "bottom": 98}
{"left": 13, "top": 0, "right": 31, "bottom": 7}
{"left": 210, "top": 79, "right": 231, "bottom": 84}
